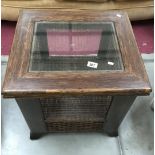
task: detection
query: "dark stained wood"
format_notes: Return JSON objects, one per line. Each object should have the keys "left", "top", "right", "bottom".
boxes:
{"left": 16, "top": 98, "right": 47, "bottom": 139}
{"left": 104, "top": 95, "right": 136, "bottom": 136}
{"left": 2, "top": 10, "right": 151, "bottom": 98}
{"left": 15, "top": 95, "right": 136, "bottom": 138}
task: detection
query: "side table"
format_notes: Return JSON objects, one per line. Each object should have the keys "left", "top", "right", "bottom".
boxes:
{"left": 2, "top": 10, "right": 151, "bottom": 139}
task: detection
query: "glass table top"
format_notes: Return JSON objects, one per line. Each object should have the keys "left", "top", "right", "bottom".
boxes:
{"left": 29, "top": 21, "right": 123, "bottom": 71}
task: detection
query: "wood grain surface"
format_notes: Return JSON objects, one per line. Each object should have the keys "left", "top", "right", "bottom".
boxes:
{"left": 2, "top": 10, "right": 151, "bottom": 98}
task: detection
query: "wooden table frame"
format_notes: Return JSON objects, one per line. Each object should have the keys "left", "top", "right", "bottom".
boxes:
{"left": 16, "top": 95, "right": 136, "bottom": 139}
{"left": 2, "top": 10, "right": 151, "bottom": 139}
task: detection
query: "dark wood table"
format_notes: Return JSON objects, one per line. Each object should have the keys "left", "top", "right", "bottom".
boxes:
{"left": 2, "top": 10, "right": 151, "bottom": 140}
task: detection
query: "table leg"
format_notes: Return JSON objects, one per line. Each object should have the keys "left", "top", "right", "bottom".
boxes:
{"left": 104, "top": 95, "right": 136, "bottom": 137}
{"left": 16, "top": 98, "right": 47, "bottom": 140}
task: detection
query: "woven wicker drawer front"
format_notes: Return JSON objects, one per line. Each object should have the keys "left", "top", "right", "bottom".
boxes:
{"left": 40, "top": 95, "right": 112, "bottom": 132}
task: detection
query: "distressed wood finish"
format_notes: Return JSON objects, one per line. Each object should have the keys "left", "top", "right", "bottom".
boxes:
{"left": 2, "top": 10, "right": 151, "bottom": 98}
{"left": 2, "top": 10, "right": 152, "bottom": 139}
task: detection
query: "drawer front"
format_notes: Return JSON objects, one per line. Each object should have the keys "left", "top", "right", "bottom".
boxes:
{"left": 40, "top": 95, "right": 112, "bottom": 132}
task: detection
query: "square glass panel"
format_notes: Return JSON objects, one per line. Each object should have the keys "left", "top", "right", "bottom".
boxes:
{"left": 29, "top": 21, "right": 124, "bottom": 71}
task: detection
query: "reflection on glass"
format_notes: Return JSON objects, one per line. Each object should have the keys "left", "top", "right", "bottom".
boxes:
{"left": 29, "top": 21, "right": 123, "bottom": 71}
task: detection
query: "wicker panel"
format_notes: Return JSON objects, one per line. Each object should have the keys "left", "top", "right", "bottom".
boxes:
{"left": 46, "top": 122, "right": 104, "bottom": 132}
{"left": 40, "top": 95, "right": 112, "bottom": 132}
